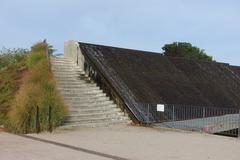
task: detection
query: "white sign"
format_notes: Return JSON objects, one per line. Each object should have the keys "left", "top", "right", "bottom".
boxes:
{"left": 157, "top": 104, "right": 165, "bottom": 112}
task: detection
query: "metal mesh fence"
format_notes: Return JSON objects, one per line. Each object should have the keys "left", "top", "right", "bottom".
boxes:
{"left": 137, "top": 104, "right": 240, "bottom": 137}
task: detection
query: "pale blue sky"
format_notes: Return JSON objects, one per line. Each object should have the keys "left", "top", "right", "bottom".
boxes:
{"left": 1, "top": 0, "right": 240, "bottom": 65}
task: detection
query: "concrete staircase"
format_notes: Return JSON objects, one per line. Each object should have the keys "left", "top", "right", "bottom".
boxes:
{"left": 50, "top": 56, "right": 130, "bottom": 128}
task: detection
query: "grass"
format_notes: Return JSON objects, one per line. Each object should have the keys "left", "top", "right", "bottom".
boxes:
{"left": 0, "top": 50, "right": 27, "bottom": 125}
{"left": 2, "top": 42, "right": 67, "bottom": 133}
{"left": 0, "top": 48, "right": 28, "bottom": 70}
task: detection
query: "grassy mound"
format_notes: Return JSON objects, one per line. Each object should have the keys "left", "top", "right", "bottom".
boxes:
{"left": 6, "top": 42, "right": 67, "bottom": 133}
{"left": 0, "top": 49, "right": 28, "bottom": 125}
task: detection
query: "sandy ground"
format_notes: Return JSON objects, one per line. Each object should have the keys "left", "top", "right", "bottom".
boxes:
{"left": 1, "top": 125, "right": 240, "bottom": 160}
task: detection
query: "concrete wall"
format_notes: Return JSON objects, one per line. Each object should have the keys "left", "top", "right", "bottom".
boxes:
{"left": 64, "top": 40, "right": 85, "bottom": 70}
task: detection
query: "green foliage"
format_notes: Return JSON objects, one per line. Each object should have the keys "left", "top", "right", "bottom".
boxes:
{"left": 0, "top": 113, "right": 6, "bottom": 125}
{"left": 48, "top": 44, "right": 56, "bottom": 55}
{"left": 0, "top": 49, "right": 27, "bottom": 126}
{"left": 7, "top": 42, "right": 67, "bottom": 133}
{"left": 42, "top": 40, "right": 56, "bottom": 55}
{"left": 26, "top": 53, "right": 43, "bottom": 68}
{"left": 0, "top": 67, "right": 17, "bottom": 109}
{"left": 162, "top": 42, "right": 214, "bottom": 62}
{"left": 0, "top": 48, "right": 29, "bottom": 70}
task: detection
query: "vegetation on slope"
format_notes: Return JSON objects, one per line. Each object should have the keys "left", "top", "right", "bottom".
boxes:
{"left": 162, "top": 42, "right": 214, "bottom": 62}
{"left": 0, "top": 48, "right": 28, "bottom": 125}
{"left": 0, "top": 48, "right": 28, "bottom": 70}
{"left": 0, "top": 42, "right": 67, "bottom": 133}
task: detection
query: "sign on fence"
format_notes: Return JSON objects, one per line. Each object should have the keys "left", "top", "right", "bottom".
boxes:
{"left": 157, "top": 104, "right": 165, "bottom": 112}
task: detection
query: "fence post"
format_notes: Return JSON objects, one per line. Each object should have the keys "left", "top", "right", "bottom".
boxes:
{"left": 48, "top": 105, "right": 52, "bottom": 132}
{"left": 172, "top": 105, "right": 175, "bottom": 121}
{"left": 203, "top": 107, "right": 206, "bottom": 118}
{"left": 202, "top": 107, "right": 206, "bottom": 132}
{"left": 36, "top": 106, "right": 40, "bottom": 133}
{"left": 25, "top": 114, "right": 31, "bottom": 134}
{"left": 238, "top": 110, "right": 240, "bottom": 139}
{"left": 147, "top": 104, "right": 150, "bottom": 124}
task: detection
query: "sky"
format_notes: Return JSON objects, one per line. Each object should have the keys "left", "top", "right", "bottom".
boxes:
{"left": 0, "top": 0, "right": 240, "bottom": 65}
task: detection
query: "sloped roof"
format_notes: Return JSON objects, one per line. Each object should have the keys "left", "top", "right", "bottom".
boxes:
{"left": 79, "top": 42, "right": 240, "bottom": 109}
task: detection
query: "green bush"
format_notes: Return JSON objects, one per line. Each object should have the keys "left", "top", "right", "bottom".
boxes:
{"left": 162, "top": 42, "right": 214, "bottom": 62}
{"left": 0, "top": 48, "right": 29, "bottom": 70}
{"left": 7, "top": 42, "right": 67, "bottom": 133}
{"left": 0, "top": 48, "right": 28, "bottom": 126}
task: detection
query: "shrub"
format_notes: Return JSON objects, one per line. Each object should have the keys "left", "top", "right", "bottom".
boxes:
{"left": 0, "top": 48, "right": 29, "bottom": 70}
{"left": 0, "top": 49, "right": 28, "bottom": 126}
{"left": 162, "top": 42, "right": 214, "bottom": 62}
{"left": 7, "top": 42, "right": 67, "bottom": 133}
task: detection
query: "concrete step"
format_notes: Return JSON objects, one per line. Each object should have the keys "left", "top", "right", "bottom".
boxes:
{"left": 51, "top": 60, "right": 75, "bottom": 63}
{"left": 59, "top": 87, "right": 98, "bottom": 92}
{"left": 54, "top": 77, "right": 86, "bottom": 82}
{"left": 53, "top": 74, "right": 86, "bottom": 78}
{"left": 64, "top": 116, "right": 129, "bottom": 124}
{"left": 51, "top": 57, "right": 73, "bottom": 60}
{"left": 51, "top": 61, "right": 74, "bottom": 64}
{"left": 59, "top": 89, "right": 103, "bottom": 95}
{"left": 52, "top": 67, "right": 79, "bottom": 70}
{"left": 57, "top": 81, "right": 92, "bottom": 86}
{"left": 63, "top": 96, "right": 110, "bottom": 100}
{"left": 59, "top": 81, "right": 96, "bottom": 87}
{"left": 50, "top": 62, "right": 78, "bottom": 65}
{"left": 59, "top": 88, "right": 102, "bottom": 94}
{"left": 59, "top": 120, "right": 130, "bottom": 129}
{"left": 51, "top": 60, "right": 74, "bottom": 63}
{"left": 51, "top": 68, "right": 83, "bottom": 73}
{"left": 63, "top": 96, "right": 108, "bottom": 101}
{"left": 66, "top": 111, "right": 125, "bottom": 120}
{"left": 62, "top": 92, "right": 106, "bottom": 98}
{"left": 68, "top": 100, "right": 114, "bottom": 107}
{"left": 53, "top": 72, "right": 86, "bottom": 77}
{"left": 57, "top": 80, "right": 94, "bottom": 85}
{"left": 68, "top": 107, "right": 122, "bottom": 114}
{"left": 69, "top": 103, "right": 117, "bottom": 110}
{"left": 52, "top": 70, "right": 84, "bottom": 74}
{"left": 66, "top": 101, "right": 114, "bottom": 110}
{"left": 51, "top": 61, "right": 74, "bottom": 63}
{"left": 54, "top": 76, "right": 89, "bottom": 80}
{"left": 55, "top": 78, "right": 95, "bottom": 87}
{"left": 51, "top": 64, "right": 80, "bottom": 67}
{"left": 64, "top": 96, "right": 110, "bottom": 102}
{"left": 53, "top": 73, "right": 86, "bottom": 77}
{"left": 55, "top": 77, "right": 84, "bottom": 81}
{"left": 56, "top": 77, "right": 92, "bottom": 83}
{"left": 60, "top": 89, "right": 103, "bottom": 97}
{"left": 51, "top": 65, "right": 82, "bottom": 70}
{"left": 51, "top": 56, "right": 130, "bottom": 128}
{"left": 52, "top": 68, "right": 83, "bottom": 72}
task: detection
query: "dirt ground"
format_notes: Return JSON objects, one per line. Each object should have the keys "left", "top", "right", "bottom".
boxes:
{"left": 1, "top": 125, "right": 240, "bottom": 160}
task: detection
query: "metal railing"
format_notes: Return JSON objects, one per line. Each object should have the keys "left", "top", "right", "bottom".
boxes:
{"left": 138, "top": 103, "right": 240, "bottom": 137}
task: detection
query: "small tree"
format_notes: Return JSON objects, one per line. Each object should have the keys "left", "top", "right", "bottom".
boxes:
{"left": 162, "top": 42, "right": 214, "bottom": 62}
{"left": 48, "top": 45, "right": 56, "bottom": 56}
{"left": 0, "top": 48, "right": 29, "bottom": 69}
{"left": 42, "top": 39, "right": 56, "bottom": 55}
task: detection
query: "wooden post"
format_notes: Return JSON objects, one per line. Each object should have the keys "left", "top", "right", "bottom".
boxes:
{"left": 48, "top": 105, "right": 52, "bottom": 132}
{"left": 36, "top": 106, "right": 40, "bottom": 133}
